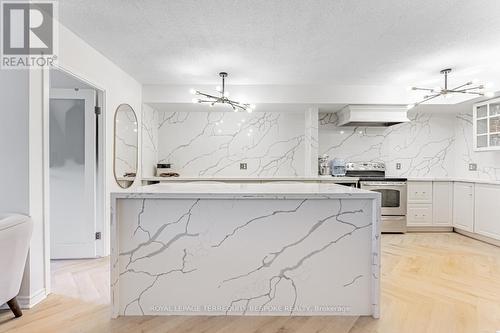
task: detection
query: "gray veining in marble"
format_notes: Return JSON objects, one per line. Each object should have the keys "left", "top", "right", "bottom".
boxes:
{"left": 454, "top": 112, "right": 500, "bottom": 181}
{"left": 319, "top": 111, "right": 456, "bottom": 177}
{"left": 112, "top": 194, "right": 380, "bottom": 317}
{"left": 152, "top": 111, "right": 305, "bottom": 177}
{"left": 141, "top": 105, "right": 159, "bottom": 177}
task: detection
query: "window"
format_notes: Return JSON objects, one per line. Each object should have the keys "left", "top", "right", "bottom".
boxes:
{"left": 473, "top": 97, "right": 500, "bottom": 151}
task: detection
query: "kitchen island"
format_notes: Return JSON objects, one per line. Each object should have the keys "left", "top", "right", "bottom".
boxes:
{"left": 111, "top": 183, "right": 381, "bottom": 318}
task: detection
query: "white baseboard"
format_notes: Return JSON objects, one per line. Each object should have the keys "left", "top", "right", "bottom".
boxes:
{"left": 0, "top": 288, "right": 46, "bottom": 310}
{"left": 407, "top": 226, "right": 453, "bottom": 232}
{"left": 454, "top": 228, "right": 500, "bottom": 247}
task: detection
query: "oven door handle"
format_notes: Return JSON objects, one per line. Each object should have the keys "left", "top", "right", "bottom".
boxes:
{"left": 360, "top": 182, "right": 407, "bottom": 186}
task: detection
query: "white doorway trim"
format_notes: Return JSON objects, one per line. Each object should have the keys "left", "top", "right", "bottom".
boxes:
{"left": 43, "top": 65, "right": 107, "bottom": 295}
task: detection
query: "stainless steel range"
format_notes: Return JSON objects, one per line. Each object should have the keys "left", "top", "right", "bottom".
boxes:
{"left": 345, "top": 162, "right": 407, "bottom": 233}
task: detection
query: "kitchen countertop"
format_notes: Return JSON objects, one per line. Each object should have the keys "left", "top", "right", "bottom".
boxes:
{"left": 142, "top": 176, "right": 360, "bottom": 182}
{"left": 112, "top": 182, "right": 378, "bottom": 199}
{"left": 407, "top": 177, "right": 500, "bottom": 185}
{"left": 141, "top": 176, "right": 500, "bottom": 186}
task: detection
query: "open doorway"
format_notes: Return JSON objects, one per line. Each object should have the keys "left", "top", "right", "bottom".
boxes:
{"left": 48, "top": 68, "right": 106, "bottom": 293}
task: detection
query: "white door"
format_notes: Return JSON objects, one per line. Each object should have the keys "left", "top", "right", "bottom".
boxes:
{"left": 452, "top": 182, "right": 474, "bottom": 232}
{"left": 49, "top": 88, "right": 97, "bottom": 259}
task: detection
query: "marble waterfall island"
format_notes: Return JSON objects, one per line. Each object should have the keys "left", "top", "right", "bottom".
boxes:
{"left": 111, "top": 183, "right": 381, "bottom": 318}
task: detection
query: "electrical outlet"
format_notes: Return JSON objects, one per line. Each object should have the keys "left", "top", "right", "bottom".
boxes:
{"left": 396, "top": 163, "right": 402, "bottom": 170}
{"left": 469, "top": 163, "right": 477, "bottom": 171}
{"left": 240, "top": 163, "right": 247, "bottom": 170}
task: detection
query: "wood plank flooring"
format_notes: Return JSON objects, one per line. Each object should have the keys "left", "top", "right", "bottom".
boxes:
{"left": 1, "top": 233, "right": 500, "bottom": 333}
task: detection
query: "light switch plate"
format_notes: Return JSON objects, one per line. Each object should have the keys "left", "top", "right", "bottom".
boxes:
{"left": 469, "top": 163, "right": 477, "bottom": 171}
{"left": 240, "top": 163, "right": 247, "bottom": 170}
{"left": 396, "top": 163, "right": 402, "bottom": 170}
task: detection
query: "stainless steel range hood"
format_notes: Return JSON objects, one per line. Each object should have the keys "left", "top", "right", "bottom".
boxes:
{"left": 336, "top": 105, "right": 410, "bottom": 127}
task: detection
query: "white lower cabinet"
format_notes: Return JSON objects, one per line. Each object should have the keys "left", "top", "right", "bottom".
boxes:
{"left": 407, "top": 204, "right": 433, "bottom": 226}
{"left": 452, "top": 182, "right": 475, "bottom": 232}
{"left": 407, "top": 181, "right": 453, "bottom": 227}
{"left": 407, "top": 181, "right": 433, "bottom": 203}
{"left": 474, "top": 184, "right": 500, "bottom": 240}
{"left": 408, "top": 180, "right": 500, "bottom": 243}
{"left": 432, "top": 182, "right": 453, "bottom": 226}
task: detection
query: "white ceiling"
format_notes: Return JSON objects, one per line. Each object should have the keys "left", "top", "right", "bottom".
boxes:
{"left": 59, "top": 0, "right": 500, "bottom": 92}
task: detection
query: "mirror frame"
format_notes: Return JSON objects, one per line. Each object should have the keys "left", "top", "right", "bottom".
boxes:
{"left": 113, "top": 103, "right": 138, "bottom": 189}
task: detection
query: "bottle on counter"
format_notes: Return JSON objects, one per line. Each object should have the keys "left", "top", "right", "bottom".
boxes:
{"left": 318, "top": 154, "right": 330, "bottom": 175}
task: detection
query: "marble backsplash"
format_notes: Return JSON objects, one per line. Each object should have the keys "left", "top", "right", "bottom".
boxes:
{"left": 142, "top": 104, "right": 159, "bottom": 178}
{"left": 142, "top": 105, "right": 500, "bottom": 181}
{"left": 143, "top": 110, "right": 306, "bottom": 177}
{"left": 454, "top": 112, "right": 500, "bottom": 181}
{"left": 318, "top": 111, "right": 456, "bottom": 178}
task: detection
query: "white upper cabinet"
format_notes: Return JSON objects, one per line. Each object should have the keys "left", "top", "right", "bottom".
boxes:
{"left": 474, "top": 184, "right": 500, "bottom": 240}
{"left": 474, "top": 97, "right": 500, "bottom": 151}
{"left": 453, "top": 182, "right": 475, "bottom": 232}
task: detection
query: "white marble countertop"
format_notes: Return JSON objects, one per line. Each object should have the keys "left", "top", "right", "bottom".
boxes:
{"left": 112, "top": 182, "right": 379, "bottom": 199}
{"left": 141, "top": 176, "right": 500, "bottom": 186}
{"left": 406, "top": 177, "right": 500, "bottom": 185}
{"left": 142, "top": 176, "right": 360, "bottom": 182}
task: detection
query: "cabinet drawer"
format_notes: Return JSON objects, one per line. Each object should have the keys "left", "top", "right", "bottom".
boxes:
{"left": 407, "top": 182, "right": 433, "bottom": 203}
{"left": 407, "top": 204, "right": 433, "bottom": 226}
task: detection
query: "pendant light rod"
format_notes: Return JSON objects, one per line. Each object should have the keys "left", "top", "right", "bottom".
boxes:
{"left": 441, "top": 68, "right": 451, "bottom": 91}
{"left": 219, "top": 72, "right": 227, "bottom": 95}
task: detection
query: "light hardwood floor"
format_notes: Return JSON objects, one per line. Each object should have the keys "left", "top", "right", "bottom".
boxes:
{"left": 1, "top": 233, "right": 500, "bottom": 333}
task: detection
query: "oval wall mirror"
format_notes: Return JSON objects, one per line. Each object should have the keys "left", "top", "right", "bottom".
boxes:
{"left": 113, "top": 104, "right": 138, "bottom": 189}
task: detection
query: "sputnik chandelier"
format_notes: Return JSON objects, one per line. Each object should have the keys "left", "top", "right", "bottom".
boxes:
{"left": 407, "top": 68, "right": 494, "bottom": 109}
{"left": 190, "top": 72, "right": 256, "bottom": 113}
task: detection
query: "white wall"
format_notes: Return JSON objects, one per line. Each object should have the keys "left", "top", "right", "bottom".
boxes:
{"left": 454, "top": 111, "right": 500, "bottom": 181}
{"left": 144, "top": 109, "right": 306, "bottom": 177}
{"left": 0, "top": 70, "right": 44, "bottom": 308}
{"left": 54, "top": 21, "right": 142, "bottom": 250}
{"left": 142, "top": 105, "right": 500, "bottom": 181}
{"left": 141, "top": 104, "right": 159, "bottom": 178}
{"left": 0, "top": 71, "right": 29, "bottom": 214}
{"left": 319, "top": 111, "right": 457, "bottom": 178}
{"left": 23, "top": 21, "right": 142, "bottom": 307}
